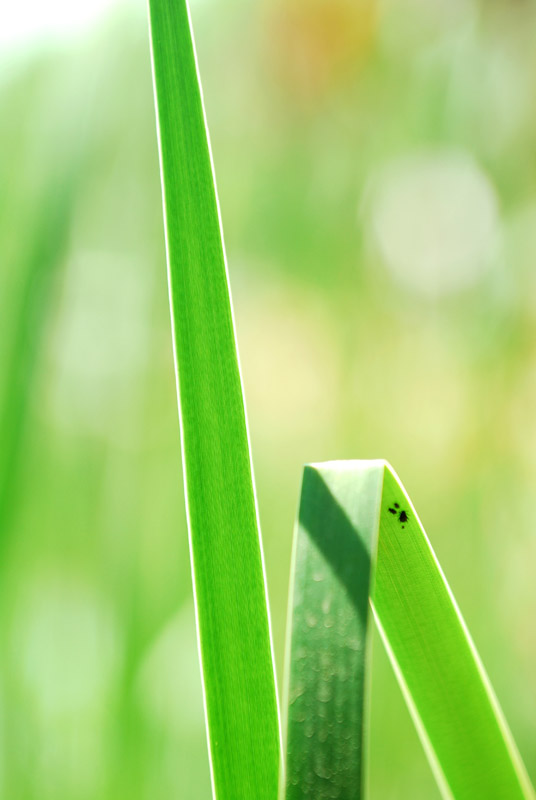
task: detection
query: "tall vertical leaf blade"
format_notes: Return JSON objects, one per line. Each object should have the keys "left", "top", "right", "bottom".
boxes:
{"left": 282, "top": 460, "right": 534, "bottom": 800}
{"left": 147, "top": 2, "right": 280, "bottom": 798}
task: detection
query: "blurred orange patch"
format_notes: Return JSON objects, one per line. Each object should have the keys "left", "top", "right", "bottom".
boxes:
{"left": 266, "top": 0, "right": 377, "bottom": 102}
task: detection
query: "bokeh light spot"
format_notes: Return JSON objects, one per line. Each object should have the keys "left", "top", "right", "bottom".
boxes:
{"left": 366, "top": 149, "right": 500, "bottom": 297}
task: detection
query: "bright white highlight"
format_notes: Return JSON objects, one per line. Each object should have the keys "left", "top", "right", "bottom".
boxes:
{"left": 0, "top": 0, "right": 119, "bottom": 51}
{"left": 367, "top": 149, "right": 500, "bottom": 297}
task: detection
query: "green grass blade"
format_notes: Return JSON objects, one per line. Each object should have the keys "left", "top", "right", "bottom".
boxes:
{"left": 0, "top": 168, "right": 82, "bottom": 552}
{"left": 147, "top": 1, "right": 280, "bottom": 797}
{"left": 282, "top": 460, "right": 534, "bottom": 800}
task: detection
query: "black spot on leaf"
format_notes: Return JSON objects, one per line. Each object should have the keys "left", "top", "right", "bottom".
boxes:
{"left": 387, "top": 503, "right": 409, "bottom": 529}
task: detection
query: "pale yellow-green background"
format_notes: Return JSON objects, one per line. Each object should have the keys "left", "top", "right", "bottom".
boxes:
{"left": 1, "top": 0, "right": 535, "bottom": 797}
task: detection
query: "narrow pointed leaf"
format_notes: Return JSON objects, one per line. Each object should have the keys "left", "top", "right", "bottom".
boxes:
{"left": 147, "top": 1, "right": 280, "bottom": 797}
{"left": 282, "top": 460, "right": 534, "bottom": 800}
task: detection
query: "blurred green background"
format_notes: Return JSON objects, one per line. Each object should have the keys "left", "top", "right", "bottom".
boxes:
{"left": 1, "top": 0, "right": 536, "bottom": 797}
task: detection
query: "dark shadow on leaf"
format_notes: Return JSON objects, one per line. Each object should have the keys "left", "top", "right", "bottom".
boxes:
{"left": 298, "top": 466, "right": 372, "bottom": 627}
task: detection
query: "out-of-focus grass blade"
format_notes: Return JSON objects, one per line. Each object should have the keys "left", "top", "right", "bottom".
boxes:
{"left": 147, "top": 1, "right": 280, "bottom": 798}
{"left": 282, "top": 460, "right": 535, "bottom": 800}
{"left": 0, "top": 168, "right": 81, "bottom": 552}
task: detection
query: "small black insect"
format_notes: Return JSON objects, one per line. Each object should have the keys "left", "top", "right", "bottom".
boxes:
{"left": 388, "top": 502, "right": 409, "bottom": 529}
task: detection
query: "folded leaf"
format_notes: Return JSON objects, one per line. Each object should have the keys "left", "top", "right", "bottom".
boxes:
{"left": 282, "top": 460, "right": 534, "bottom": 800}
